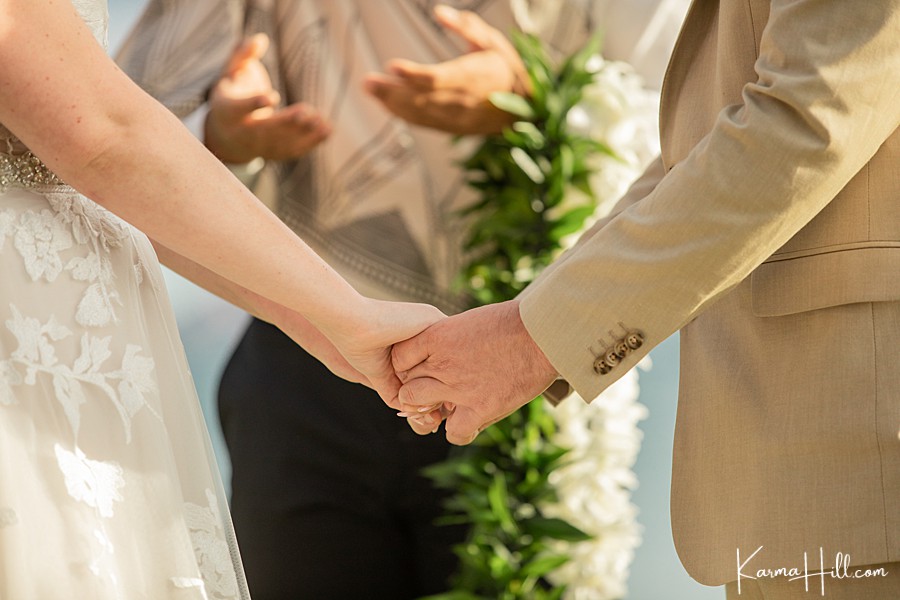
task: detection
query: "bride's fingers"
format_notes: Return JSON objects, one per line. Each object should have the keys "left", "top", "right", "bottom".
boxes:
{"left": 396, "top": 376, "right": 458, "bottom": 414}
{"left": 402, "top": 408, "right": 444, "bottom": 435}
{"left": 391, "top": 329, "right": 432, "bottom": 376}
{"left": 396, "top": 402, "right": 441, "bottom": 415}
{"left": 365, "top": 364, "right": 403, "bottom": 409}
{"left": 396, "top": 401, "right": 441, "bottom": 433}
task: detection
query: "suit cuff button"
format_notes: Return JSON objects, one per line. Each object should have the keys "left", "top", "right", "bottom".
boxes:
{"left": 593, "top": 357, "right": 612, "bottom": 375}
{"left": 604, "top": 350, "right": 620, "bottom": 366}
{"left": 626, "top": 333, "right": 644, "bottom": 350}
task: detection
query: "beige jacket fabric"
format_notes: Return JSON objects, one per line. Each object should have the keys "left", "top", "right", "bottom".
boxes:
{"left": 521, "top": 0, "right": 900, "bottom": 586}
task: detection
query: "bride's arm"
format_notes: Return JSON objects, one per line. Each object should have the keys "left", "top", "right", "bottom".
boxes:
{"left": 0, "top": 0, "right": 440, "bottom": 404}
{"left": 151, "top": 241, "right": 370, "bottom": 387}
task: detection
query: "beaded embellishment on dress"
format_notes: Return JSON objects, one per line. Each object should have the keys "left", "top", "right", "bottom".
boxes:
{"left": 0, "top": 147, "right": 65, "bottom": 192}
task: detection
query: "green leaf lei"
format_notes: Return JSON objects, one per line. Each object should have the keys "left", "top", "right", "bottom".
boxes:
{"left": 425, "top": 32, "right": 622, "bottom": 600}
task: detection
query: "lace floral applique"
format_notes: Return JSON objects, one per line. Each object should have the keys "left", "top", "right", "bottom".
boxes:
{"left": 0, "top": 196, "right": 134, "bottom": 327}
{"left": 0, "top": 360, "right": 22, "bottom": 406}
{"left": 12, "top": 209, "right": 74, "bottom": 282}
{"left": 180, "top": 489, "right": 239, "bottom": 600}
{"left": 54, "top": 443, "right": 122, "bottom": 585}
{"left": 67, "top": 249, "right": 121, "bottom": 328}
{"left": 44, "top": 191, "right": 128, "bottom": 252}
{"left": 54, "top": 444, "right": 124, "bottom": 518}
{"left": 0, "top": 304, "right": 159, "bottom": 442}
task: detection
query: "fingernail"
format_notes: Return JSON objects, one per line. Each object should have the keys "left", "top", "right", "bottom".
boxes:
{"left": 417, "top": 405, "right": 435, "bottom": 413}
{"left": 415, "top": 414, "right": 436, "bottom": 426}
{"left": 397, "top": 411, "right": 416, "bottom": 418}
{"left": 431, "top": 425, "right": 440, "bottom": 434}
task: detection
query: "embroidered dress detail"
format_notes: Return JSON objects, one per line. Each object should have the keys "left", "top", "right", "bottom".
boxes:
{"left": 182, "top": 489, "right": 241, "bottom": 600}
{"left": 55, "top": 444, "right": 125, "bottom": 518}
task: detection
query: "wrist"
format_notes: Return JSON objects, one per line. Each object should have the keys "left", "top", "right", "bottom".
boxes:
{"left": 314, "top": 290, "right": 372, "bottom": 345}
{"left": 510, "top": 299, "right": 559, "bottom": 385}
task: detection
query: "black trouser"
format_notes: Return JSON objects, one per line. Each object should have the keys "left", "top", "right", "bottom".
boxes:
{"left": 218, "top": 319, "right": 465, "bottom": 600}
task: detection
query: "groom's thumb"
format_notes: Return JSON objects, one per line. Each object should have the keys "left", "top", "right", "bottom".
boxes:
{"left": 444, "top": 409, "right": 480, "bottom": 446}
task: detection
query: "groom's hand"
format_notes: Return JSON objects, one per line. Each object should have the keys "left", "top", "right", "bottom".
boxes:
{"left": 392, "top": 300, "right": 558, "bottom": 444}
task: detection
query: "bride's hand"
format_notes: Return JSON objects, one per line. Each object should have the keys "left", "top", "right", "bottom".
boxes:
{"left": 327, "top": 299, "right": 446, "bottom": 408}
{"left": 274, "top": 310, "right": 372, "bottom": 388}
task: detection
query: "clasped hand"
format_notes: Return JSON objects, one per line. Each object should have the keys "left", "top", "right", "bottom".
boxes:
{"left": 388, "top": 300, "right": 559, "bottom": 445}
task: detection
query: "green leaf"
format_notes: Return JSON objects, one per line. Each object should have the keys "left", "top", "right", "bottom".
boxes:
{"left": 538, "top": 445, "right": 571, "bottom": 471}
{"left": 545, "top": 586, "right": 566, "bottom": 600}
{"left": 487, "top": 473, "right": 518, "bottom": 535}
{"left": 522, "top": 517, "right": 593, "bottom": 542}
{"left": 512, "top": 121, "right": 546, "bottom": 148}
{"left": 558, "top": 144, "right": 574, "bottom": 181}
{"left": 561, "top": 31, "right": 604, "bottom": 80}
{"left": 489, "top": 92, "right": 535, "bottom": 120}
{"left": 549, "top": 205, "right": 596, "bottom": 239}
{"left": 509, "top": 148, "right": 545, "bottom": 184}
{"left": 520, "top": 554, "right": 571, "bottom": 578}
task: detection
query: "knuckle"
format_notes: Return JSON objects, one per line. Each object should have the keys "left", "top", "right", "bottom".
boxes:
{"left": 426, "top": 355, "right": 453, "bottom": 376}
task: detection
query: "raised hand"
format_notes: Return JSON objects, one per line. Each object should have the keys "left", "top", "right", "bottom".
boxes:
{"left": 363, "top": 5, "right": 529, "bottom": 135}
{"left": 391, "top": 300, "right": 559, "bottom": 444}
{"left": 205, "top": 34, "right": 331, "bottom": 163}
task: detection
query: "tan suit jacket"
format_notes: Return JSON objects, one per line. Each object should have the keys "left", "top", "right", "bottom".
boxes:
{"left": 520, "top": 0, "right": 900, "bottom": 586}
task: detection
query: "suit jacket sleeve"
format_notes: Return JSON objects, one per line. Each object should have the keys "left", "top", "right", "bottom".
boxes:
{"left": 519, "top": 0, "right": 900, "bottom": 401}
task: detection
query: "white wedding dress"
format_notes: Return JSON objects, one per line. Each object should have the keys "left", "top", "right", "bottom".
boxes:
{"left": 0, "top": 2, "right": 249, "bottom": 599}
